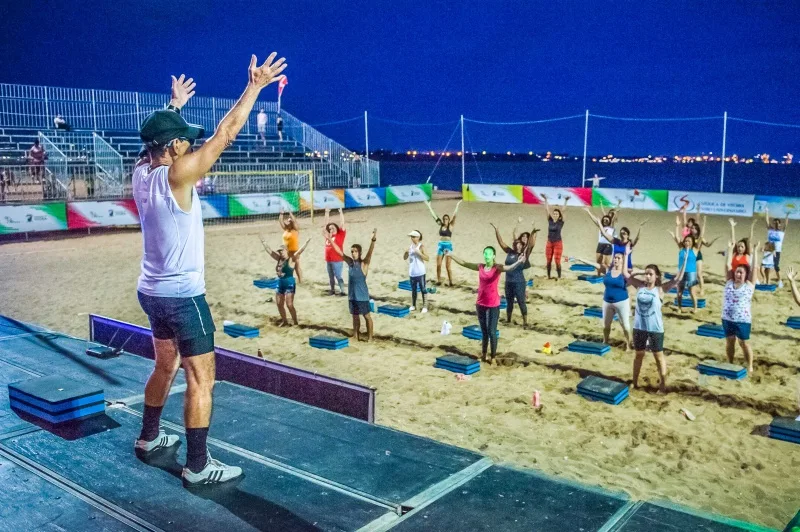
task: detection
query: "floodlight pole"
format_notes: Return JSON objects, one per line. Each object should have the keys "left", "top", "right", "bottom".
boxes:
{"left": 720, "top": 111, "right": 728, "bottom": 193}
{"left": 460, "top": 115, "right": 465, "bottom": 187}
{"left": 364, "top": 111, "right": 369, "bottom": 159}
{"left": 581, "top": 109, "right": 589, "bottom": 188}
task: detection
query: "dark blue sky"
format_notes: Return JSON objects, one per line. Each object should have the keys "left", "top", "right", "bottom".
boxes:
{"left": 2, "top": 0, "right": 799, "bottom": 155}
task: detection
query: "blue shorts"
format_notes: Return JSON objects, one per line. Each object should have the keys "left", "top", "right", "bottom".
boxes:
{"left": 679, "top": 272, "right": 698, "bottom": 289}
{"left": 137, "top": 292, "right": 216, "bottom": 357}
{"left": 722, "top": 319, "right": 751, "bottom": 341}
{"left": 437, "top": 241, "right": 453, "bottom": 256}
{"left": 277, "top": 279, "right": 296, "bottom": 295}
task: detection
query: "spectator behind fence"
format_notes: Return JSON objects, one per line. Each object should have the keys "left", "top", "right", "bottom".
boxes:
{"left": 276, "top": 115, "right": 284, "bottom": 142}
{"left": 257, "top": 108, "right": 268, "bottom": 146}
{"left": 28, "top": 139, "right": 46, "bottom": 183}
{"left": 54, "top": 113, "right": 72, "bottom": 131}
{"left": 0, "top": 170, "right": 7, "bottom": 202}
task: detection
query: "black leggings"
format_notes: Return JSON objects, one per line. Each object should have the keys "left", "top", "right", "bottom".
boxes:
{"left": 504, "top": 282, "right": 527, "bottom": 319}
{"left": 411, "top": 275, "right": 427, "bottom": 307}
{"left": 476, "top": 304, "right": 500, "bottom": 358}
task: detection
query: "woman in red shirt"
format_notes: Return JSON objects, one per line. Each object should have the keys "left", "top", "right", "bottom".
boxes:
{"left": 324, "top": 207, "right": 347, "bottom": 296}
{"left": 728, "top": 218, "right": 755, "bottom": 270}
{"left": 447, "top": 247, "right": 524, "bottom": 364}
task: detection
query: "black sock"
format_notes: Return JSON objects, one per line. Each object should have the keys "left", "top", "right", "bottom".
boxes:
{"left": 139, "top": 405, "right": 164, "bottom": 442}
{"left": 186, "top": 427, "right": 210, "bottom": 473}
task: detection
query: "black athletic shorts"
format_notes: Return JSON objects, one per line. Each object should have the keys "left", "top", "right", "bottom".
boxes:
{"left": 632, "top": 329, "right": 664, "bottom": 353}
{"left": 596, "top": 243, "right": 613, "bottom": 256}
{"left": 137, "top": 292, "right": 215, "bottom": 357}
{"left": 349, "top": 300, "right": 371, "bottom": 316}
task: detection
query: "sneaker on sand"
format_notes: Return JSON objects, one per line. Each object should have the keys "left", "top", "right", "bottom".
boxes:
{"left": 779, "top": 281, "right": 784, "bottom": 288}
{"left": 409, "top": 306, "right": 415, "bottom": 311}
{"left": 182, "top": 452, "right": 243, "bottom": 488}
{"left": 421, "top": 307, "right": 428, "bottom": 313}
{"left": 134, "top": 430, "right": 179, "bottom": 459}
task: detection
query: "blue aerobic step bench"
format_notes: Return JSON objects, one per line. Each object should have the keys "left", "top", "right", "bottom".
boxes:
{"left": 696, "top": 360, "right": 747, "bottom": 380}
{"left": 755, "top": 284, "right": 777, "bottom": 292}
{"left": 787, "top": 317, "right": 800, "bottom": 330}
{"left": 397, "top": 280, "right": 436, "bottom": 293}
{"left": 578, "top": 275, "right": 603, "bottom": 284}
{"left": 253, "top": 278, "right": 279, "bottom": 289}
{"left": 309, "top": 335, "right": 349, "bottom": 350}
{"left": 377, "top": 305, "right": 410, "bottom": 318}
{"left": 674, "top": 298, "right": 706, "bottom": 308}
{"left": 223, "top": 323, "right": 260, "bottom": 338}
{"left": 576, "top": 376, "right": 629, "bottom": 405}
{"left": 9, "top": 375, "right": 105, "bottom": 424}
{"left": 583, "top": 307, "right": 617, "bottom": 320}
{"left": 567, "top": 341, "right": 611, "bottom": 356}
{"left": 570, "top": 263, "right": 596, "bottom": 272}
{"left": 434, "top": 354, "right": 480, "bottom": 375}
{"left": 462, "top": 325, "right": 499, "bottom": 341}
{"left": 696, "top": 323, "right": 726, "bottom": 339}
{"left": 767, "top": 417, "right": 800, "bottom": 445}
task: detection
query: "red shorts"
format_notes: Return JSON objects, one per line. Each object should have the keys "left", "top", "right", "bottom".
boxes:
{"left": 545, "top": 240, "right": 563, "bottom": 264}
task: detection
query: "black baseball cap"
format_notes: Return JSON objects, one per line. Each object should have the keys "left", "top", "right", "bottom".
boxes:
{"left": 140, "top": 110, "right": 205, "bottom": 146}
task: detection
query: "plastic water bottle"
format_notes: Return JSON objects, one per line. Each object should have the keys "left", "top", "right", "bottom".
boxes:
{"left": 532, "top": 390, "right": 541, "bottom": 408}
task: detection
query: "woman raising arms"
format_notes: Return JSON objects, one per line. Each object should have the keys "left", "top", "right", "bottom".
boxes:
{"left": 728, "top": 217, "right": 756, "bottom": 270}
{"left": 279, "top": 209, "right": 304, "bottom": 283}
{"left": 542, "top": 194, "right": 568, "bottom": 280}
{"left": 425, "top": 199, "right": 461, "bottom": 286}
{"left": 722, "top": 240, "right": 760, "bottom": 374}
{"left": 259, "top": 236, "right": 311, "bottom": 326}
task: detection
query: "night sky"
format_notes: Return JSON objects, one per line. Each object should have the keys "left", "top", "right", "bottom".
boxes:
{"left": 2, "top": 0, "right": 799, "bottom": 155}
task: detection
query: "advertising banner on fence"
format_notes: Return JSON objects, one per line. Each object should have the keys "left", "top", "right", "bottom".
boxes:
{"left": 753, "top": 196, "right": 800, "bottom": 220}
{"left": 592, "top": 188, "right": 668, "bottom": 211}
{"left": 522, "top": 186, "right": 592, "bottom": 206}
{"left": 66, "top": 199, "right": 140, "bottom": 229}
{"left": 462, "top": 184, "right": 522, "bottom": 203}
{"left": 385, "top": 184, "right": 433, "bottom": 205}
{"left": 200, "top": 195, "right": 229, "bottom": 220}
{"left": 299, "top": 189, "right": 345, "bottom": 211}
{"left": 228, "top": 192, "right": 299, "bottom": 217}
{"left": 667, "top": 191, "right": 755, "bottom": 217}
{"left": 0, "top": 203, "right": 67, "bottom": 234}
{"left": 345, "top": 187, "right": 386, "bottom": 208}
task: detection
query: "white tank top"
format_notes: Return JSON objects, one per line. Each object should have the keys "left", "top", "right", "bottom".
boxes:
{"left": 133, "top": 164, "right": 206, "bottom": 297}
{"left": 408, "top": 243, "right": 426, "bottom": 277}
{"left": 598, "top": 226, "right": 614, "bottom": 244}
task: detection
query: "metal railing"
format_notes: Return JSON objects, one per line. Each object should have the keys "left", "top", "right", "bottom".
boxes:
{"left": 36, "top": 133, "right": 69, "bottom": 196}
{"left": 92, "top": 133, "right": 124, "bottom": 196}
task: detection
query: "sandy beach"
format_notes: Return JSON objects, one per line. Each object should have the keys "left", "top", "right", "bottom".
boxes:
{"left": 0, "top": 197, "right": 797, "bottom": 528}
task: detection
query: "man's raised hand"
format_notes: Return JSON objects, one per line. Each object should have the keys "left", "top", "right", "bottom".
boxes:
{"left": 249, "top": 53, "right": 287, "bottom": 89}
{"left": 170, "top": 74, "right": 196, "bottom": 109}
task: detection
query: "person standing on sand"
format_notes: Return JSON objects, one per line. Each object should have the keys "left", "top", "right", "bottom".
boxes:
{"left": 626, "top": 250, "right": 687, "bottom": 393}
{"left": 279, "top": 209, "right": 303, "bottom": 283}
{"left": 728, "top": 217, "right": 755, "bottom": 269}
{"left": 324, "top": 228, "right": 377, "bottom": 341}
{"left": 323, "top": 207, "right": 347, "bottom": 296}
{"left": 259, "top": 236, "right": 311, "bottom": 326}
{"left": 446, "top": 247, "right": 524, "bottom": 364}
{"left": 668, "top": 230, "right": 700, "bottom": 313}
{"left": 404, "top": 230, "right": 429, "bottom": 313}
{"left": 722, "top": 240, "right": 760, "bottom": 374}
{"left": 542, "top": 194, "right": 568, "bottom": 281}
{"left": 425, "top": 199, "right": 461, "bottom": 286}
{"left": 764, "top": 208, "right": 789, "bottom": 288}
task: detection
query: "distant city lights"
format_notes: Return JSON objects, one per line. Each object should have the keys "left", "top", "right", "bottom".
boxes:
{"left": 381, "top": 150, "right": 793, "bottom": 164}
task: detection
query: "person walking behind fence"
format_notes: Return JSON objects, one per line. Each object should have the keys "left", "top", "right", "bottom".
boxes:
{"left": 28, "top": 140, "right": 46, "bottom": 184}
{"left": 257, "top": 108, "right": 268, "bottom": 147}
{"left": 132, "top": 55, "right": 286, "bottom": 489}
{"left": 324, "top": 207, "right": 347, "bottom": 296}
{"left": 276, "top": 115, "right": 284, "bottom": 141}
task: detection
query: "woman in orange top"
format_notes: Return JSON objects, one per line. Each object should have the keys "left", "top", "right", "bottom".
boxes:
{"left": 728, "top": 218, "right": 755, "bottom": 269}
{"left": 279, "top": 210, "right": 303, "bottom": 283}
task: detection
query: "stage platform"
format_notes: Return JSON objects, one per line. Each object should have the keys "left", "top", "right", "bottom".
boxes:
{"left": 0, "top": 315, "right": 775, "bottom": 531}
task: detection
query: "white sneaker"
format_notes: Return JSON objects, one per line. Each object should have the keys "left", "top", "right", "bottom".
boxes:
{"left": 134, "top": 430, "right": 179, "bottom": 459}
{"left": 182, "top": 451, "right": 243, "bottom": 488}
{"left": 409, "top": 306, "right": 416, "bottom": 311}
{"left": 779, "top": 281, "right": 784, "bottom": 288}
{"left": 421, "top": 307, "right": 428, "bottom": 313}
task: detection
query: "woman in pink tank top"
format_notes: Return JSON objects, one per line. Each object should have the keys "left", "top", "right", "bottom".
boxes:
{"left": 447, "top": 246, "right": 524, "bottom": 364}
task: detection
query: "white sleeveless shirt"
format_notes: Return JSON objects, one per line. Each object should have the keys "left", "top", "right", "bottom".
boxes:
{"left": 408, "top": 243, "right": 426, "bottom": 277}
{"left": 133, "top": 164, "right": 205, "bottom": 297}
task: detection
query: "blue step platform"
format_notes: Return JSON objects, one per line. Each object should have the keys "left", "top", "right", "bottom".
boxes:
{"left": 9, "top": 375, "right": 105, "bottom": 424}
{"left": 696, "top": 323, "right": 726, "bottom": 339}
{"left": 577, "top": 376, "right": 629, "bottom": 405}
{"left": 578, "top": 274, "right": 603, "bottom": 284}
{"left": 397, "top": 280, "right": 435, "bottom": 293}
{"left": 462, "top": 325, "right": 500, "bottom": 341}
{"left": 570, "top": 263, "right": 596, "bottom": 272}
{"left": 697, "top": 360, "right": 747, "bottom": 380}
{"left": 674, "top": 298, "right": 706, "bottom": 308}
{"left": 568, "top": 340, "right": 611, "bottom": 356}
{"left": 583, "top": 307, "right": 617, "bottom": 320}
{"left": 787, "top": 317, "right": 800, "bottom": 330}
{"left": 377, "top": 305, "right": 410, "bottom": 318}
{"left": 309, "top": 335, "right": 349, "bottom": 350}
{"left": 434, "top": 354, "right": 481, "bottom": 375}
{"left": 768, "top": 417, "right": 800, "bottom": 445}
{"left": 755, "top": 283, "right": 777, "bottom": 292}
{"left": 223, "top": 323, "right": 260, "bottom": 338}
{"left": 253, "top": 277, "right": 279, "bottom": 289}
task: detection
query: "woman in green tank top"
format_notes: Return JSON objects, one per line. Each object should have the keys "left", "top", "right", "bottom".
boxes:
{"left": 260, "top": 236, "right": 311, "bottom": 327}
